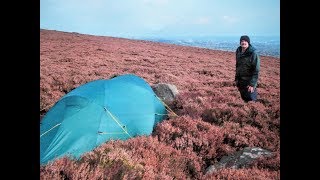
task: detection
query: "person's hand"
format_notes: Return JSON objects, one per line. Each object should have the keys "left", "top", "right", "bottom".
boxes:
{"left": 247, "top": 85, "right": 254, "bottom": 93}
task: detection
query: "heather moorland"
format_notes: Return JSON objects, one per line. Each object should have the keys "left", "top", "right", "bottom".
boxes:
{"left": 40, "top": 29, "right": 280, "bottom": 179}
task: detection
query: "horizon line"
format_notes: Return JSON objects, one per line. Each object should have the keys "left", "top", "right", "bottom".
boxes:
{"left": 40, "top": 28, "right": 280, "bottom": 38}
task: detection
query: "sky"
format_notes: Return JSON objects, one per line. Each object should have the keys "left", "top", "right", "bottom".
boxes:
{"left": 40, "top": 0, "right": 280, "bottom": 38}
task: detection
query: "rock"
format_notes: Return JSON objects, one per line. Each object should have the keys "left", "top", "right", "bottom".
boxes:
{"left": 151, "top": 83, "right": 179, "bottom": 106}
{"left": 205, "top": 147, "right": 273, "bottom": 175}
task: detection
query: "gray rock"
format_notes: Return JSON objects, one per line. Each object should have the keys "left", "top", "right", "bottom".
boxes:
{"left": 152, "top": 83, "right": 179, "bottom": 105}
{"left": 205, "top": 147, "right": 273, "bottom": 175}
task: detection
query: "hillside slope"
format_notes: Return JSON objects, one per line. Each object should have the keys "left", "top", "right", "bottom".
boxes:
{"left": 40, "top": 29, "right": 280, "bottom": 179}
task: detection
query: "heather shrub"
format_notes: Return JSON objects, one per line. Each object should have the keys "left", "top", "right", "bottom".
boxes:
{"left": 154, "top": 116, "right": 233, "bottom": 167}
{"left": 40, "top": 157, "right": 106, "bottom": 179}
{"left": 252, "top": 149, "right": 280, "bottom": 171}
{"left": 41, "top": 136, "right": 203, "bottom": 179}
{"left": 201, "top": 108, "right": 233, "bottom": 126}
{"left": 222, "top": 122, "right": 279, "bottom": 152}
{"left": 117, "top": 136, "right": 202, "bottom": 179}
{"left": 82, "top": 145, "right": 144, "bottom": 179}
{"left": 172, "top": 92, "right": 204, "bottom": 118}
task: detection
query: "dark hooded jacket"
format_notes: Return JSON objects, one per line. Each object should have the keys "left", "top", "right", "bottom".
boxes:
{"left": 235, "top": 45, "right": 260, "bottom": 88}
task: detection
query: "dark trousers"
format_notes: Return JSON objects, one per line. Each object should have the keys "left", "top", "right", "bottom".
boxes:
{"left": 237, "top": 80, "right": 257, "bottom": 102}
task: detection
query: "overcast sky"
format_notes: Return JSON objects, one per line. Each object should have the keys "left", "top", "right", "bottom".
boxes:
{"left": 40, "top": 0, "right": 280, "bottom": 38}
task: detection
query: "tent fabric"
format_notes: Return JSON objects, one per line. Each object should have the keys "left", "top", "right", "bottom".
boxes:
{"left": 40, "top": 74, "right": 167, "bottom": 164}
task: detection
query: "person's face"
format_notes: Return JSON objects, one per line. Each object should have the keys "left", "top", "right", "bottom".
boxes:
{"left": 240, "top": 40, "right": 249, "bottom": 49}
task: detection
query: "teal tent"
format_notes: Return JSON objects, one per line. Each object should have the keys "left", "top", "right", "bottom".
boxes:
{"left": 40, "top": 74, "right": 167, "bottom": 164}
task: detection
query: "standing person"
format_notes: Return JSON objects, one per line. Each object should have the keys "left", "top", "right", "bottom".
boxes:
{"left": 235, "top": 35, "right": 260, "bottom": 102}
